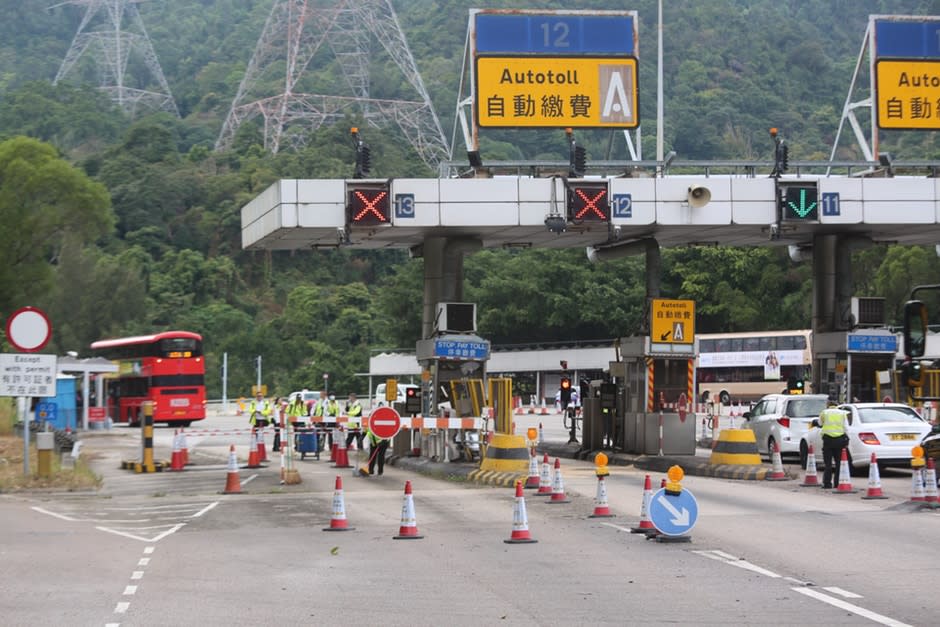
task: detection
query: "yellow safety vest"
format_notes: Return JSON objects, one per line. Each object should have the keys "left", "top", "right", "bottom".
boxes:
{"left": 346, "top": 401, "right": 362, "bottom": 427}
{"left": 820, "top": 408, "right": 847, "bottom": 437}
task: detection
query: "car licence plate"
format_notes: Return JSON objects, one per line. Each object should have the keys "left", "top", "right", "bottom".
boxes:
{"left": 170, "top": 398, "right": 190, "bottom": 407}
{"left": 888, "top": 433, "right": 917, "bottom": 441}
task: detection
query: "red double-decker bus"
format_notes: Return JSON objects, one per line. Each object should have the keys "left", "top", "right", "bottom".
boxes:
{"left": 91, "top": 331, "right": 207, "bottom": 426}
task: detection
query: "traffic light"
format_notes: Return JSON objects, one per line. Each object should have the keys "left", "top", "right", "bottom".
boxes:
{"left": 346, "top": 182, "right": 391, "bottom": 226}
{"left": 567, "top": 127, "right": 586, "bottom": 178}
{"left": 775, "top": 141, "right": 789, "bottom": 173}
{"left": 778, "top": 182, "right": 818, "bottom": 221}
{"left": 354, "top": 145, "right": 372, "bottom": 179}
{"left": 566, "top": 180, "right": 610, "bottom": 222}
{"left": 560, "top": 377, "right": 572, "bottom": 407}
{"left": 787, "top": 376, "right": 804, "bottom": 394}
{"left": 903, "top": 360, "right": 924, "bottom": 388}
{"left": 404, "top": 386, "right": 422, "bottom": 415}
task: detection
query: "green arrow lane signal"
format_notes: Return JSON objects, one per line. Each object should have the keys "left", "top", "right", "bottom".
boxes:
{"left": 787, "top": 188, "right": 817, "bottom": 218}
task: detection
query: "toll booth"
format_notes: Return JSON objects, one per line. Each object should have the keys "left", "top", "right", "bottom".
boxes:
{"left": 605, "top": 336, "right": 696, "bottom": 455}
{"left": 813, "top": 329, "right": 899, "bottom": 403}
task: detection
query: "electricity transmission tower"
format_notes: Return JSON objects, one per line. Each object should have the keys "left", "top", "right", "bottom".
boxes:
{"left": 52, "top": 0, "right": 179, "bottom": 117}
{"left": 216, "top": 0, "right": 449, "bottom": 172}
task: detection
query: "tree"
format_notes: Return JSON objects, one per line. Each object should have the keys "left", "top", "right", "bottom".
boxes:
{"left": 0, "top": 136, "right": 113, "bottom": 315}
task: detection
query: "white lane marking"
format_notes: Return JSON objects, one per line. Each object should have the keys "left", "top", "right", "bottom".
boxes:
{"left": 600, "top": 522, "right": 635, "bottom": 533}
{"left": 95, "top": 523, "right": 186, "bottom": 543}
{"left": 114, "top": 602, "right": 130, "bottom": 614}
{"left": 106, "top": 623, "right": 120, "bottom": 627}
{"left": 793, "top": 587, "right": 911, "bottom": 627}
{"left": 144, "top": 546, "right": 155, "bottom": 554}
{"left": 241, "top": 474, "right": 258, "bottom": 486}
{"left": 191, "top": 501, "right": 219, "bottom": 518}
{"left": 823, "top": 586, "right": 863, "bottom": 599}
{"left": 138, "top": 558, "right": 150, "bottom": 566}
{"left": 31, "top": 506, "right": 77, "bottom": 522}
{"left": 130, "top": 571, "right": 144, "bottom": 580}
{"left": 691, "top": 550, "right": 781, "bottom": 578}
{"left": 123, "top": 586, "right": 137, "bottom": 596}
{"left": 91, "top": 503, "right": 219, "bottom": 512}
{"left": 785, "top": 576, "right": 813, "bottom": 586}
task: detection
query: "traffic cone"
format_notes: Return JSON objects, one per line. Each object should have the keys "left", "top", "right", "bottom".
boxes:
{"left": 766, "top": 441, "right": 788, "bottom": 481}
{"left": 524, "top": 447, "right": 540, "bottom": 489}
{"left": 170, "top": 429, "right": 184, "bottom": 471}
{"left": 833, "top": 449, "right": 857, "bottom": 494}
{"left": 630, "top": 474, "right": 656, "bottom": 534}
{"left": 589, "top": 475, "right": 615, "bottom": 518}
{"left": 504, "top": 481, "right": 537, "bottom": 544}
{"left": 548, "top": 458, "right": 570, "bottom": 504}
{"left": 925, "top": 459, "right": 939, "bottom": 504}
{"left": 538, "top": 422, "right": 544, "bottom": 445}
{"left": 393, "top": 481, "right": 424, "bottom": 540}
{"left": 222, "top": 445, "right": 241, "bottom": 494}
{"left": 245, "top": 428, "right": 261, "bottom": 469}
{"left": 330, "top": 428, "right": 338, "bottom": 462}
{"left": 257, "top": 428, "right": 268, "bottom": 463}
{"left": 660, "top": 477, "right": 667, "bottom": 490}
{"left": 910, "top": 468, "right": 926, "bottom": 502}
{"left": 536, "top": 453, "right": 553, "bottom": 495}
{"left": 332, "top": 429, "right": 351, "bottom": 469}
{"left": 180, "top": 428, "right": 190, "bottom": 466}
{"left": 861, "top": 453, "right": 888, "bottom": 499}
{"left": 800, "top": 444, "right": 820, "bottom": 487}
{"left": 323, "top": 476, "right": 355, "bottom": 531}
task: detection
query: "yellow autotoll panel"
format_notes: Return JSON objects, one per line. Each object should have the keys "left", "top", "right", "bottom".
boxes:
{"left": 650, "top": 298, "right": 695, "bottom": 345}
{"left": 876, "top": 59, "right": 940, "bottom": 130}
{"left": 476, "top": 56, "right": 638, "bottom": 128}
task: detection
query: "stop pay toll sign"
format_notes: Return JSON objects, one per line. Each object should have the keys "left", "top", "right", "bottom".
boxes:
{"left": 368, "top": 406, "right": 402, "bottom": 440}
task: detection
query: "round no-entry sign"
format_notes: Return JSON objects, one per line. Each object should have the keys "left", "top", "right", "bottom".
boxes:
{"left": 5, "top": 306, "right": 52, "bottom": 353}
{"left": 368, "top": 406, "right": 402, "bottom": 440}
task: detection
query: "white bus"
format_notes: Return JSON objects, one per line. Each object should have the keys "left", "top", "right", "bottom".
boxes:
{"left": 696, "top": 330, "right": 813, "bottom": 406}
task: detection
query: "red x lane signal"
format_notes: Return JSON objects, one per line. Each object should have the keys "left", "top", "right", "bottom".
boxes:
{"left": 346, "top": 182, "right": 391, "bottom": 226}
{"left": 566, "top": 181, "right": 610, "bottom": 222}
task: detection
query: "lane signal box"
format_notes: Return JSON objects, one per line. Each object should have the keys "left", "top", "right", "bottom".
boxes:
{"left": 404, "top": 386, "right": 422, "bottom": 415}
{"left": 777, "top": 181, "right": 819, "bottom": 222}
{"left": 347, "top": 181, "right": 391, "bottom": 226}
{"left": 566, "top": 180, "right": 610, "bottom": 222}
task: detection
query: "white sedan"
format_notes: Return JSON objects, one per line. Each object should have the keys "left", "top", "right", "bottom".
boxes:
{"left": 801, "top": 403, "right": 932, "bottom": 473}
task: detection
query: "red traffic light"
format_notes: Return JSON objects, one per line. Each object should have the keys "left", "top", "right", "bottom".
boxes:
{"left": 406, "top": 387, "right": 417, "bottom": 397}
{"left": 347, "top": 182, "right": 391, "bottom": 226}
{"left": 560, "top": 377, "right": 572, "bottom": 390}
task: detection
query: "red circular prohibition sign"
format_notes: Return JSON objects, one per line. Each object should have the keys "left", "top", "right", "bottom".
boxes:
{"left": 368, "top": 406, "right": 402, "bottom": 440}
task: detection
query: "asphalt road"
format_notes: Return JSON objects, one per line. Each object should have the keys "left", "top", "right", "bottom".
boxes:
{"left": 2, "top": 411, "right": 938, "bottom": 626}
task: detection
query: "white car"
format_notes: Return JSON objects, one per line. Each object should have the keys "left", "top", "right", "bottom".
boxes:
{"left": 742, "top": 394, "right": 828, "bottom": 458}
{"left": 800, "top": 403, "right": 932, "bottom": 473}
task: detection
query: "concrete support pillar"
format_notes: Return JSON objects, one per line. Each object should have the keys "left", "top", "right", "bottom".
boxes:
{"left": 420, "top": 237, "right": 482, "bottom": 339}
{"left": 811, "top": 234, "right": 840, "bottom": 335}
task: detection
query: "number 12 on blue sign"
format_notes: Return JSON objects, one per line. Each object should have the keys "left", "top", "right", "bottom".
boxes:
{"left": 612, "top": 193, "right": 632, "bottom": 218}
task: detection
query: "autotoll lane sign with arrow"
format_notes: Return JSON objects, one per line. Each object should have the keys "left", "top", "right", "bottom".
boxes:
{"left": 648, "top": 487, "right": 698, "bottom": 536}
{"left": 650, "top": 298, "right": 695, "bottom": 345}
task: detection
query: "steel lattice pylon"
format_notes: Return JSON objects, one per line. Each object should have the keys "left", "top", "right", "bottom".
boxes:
{"left": 52, "top": 0, "right": 179, "bottom": 117}
{"left": 216, "top": 0, "right": 449, "bottom": 171}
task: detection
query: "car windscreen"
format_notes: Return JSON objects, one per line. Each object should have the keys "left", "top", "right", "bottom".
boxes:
{"left": 785, "top": 398, "right": 827, "bottom": 417}
{"left": 856, "top": 407, "right": 924, "bottom": 424}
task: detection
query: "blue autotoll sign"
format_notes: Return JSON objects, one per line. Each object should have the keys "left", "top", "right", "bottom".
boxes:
{"left": 475, "top": 11, "right": 636, "bottom": 55}
{"left": 648, "top": 487, "right": 698, "bottom": 536}
{"left": 875, "top": 19, "right": 940, "bottom": 59}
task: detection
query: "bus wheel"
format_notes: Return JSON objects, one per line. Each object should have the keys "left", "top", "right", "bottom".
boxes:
{"left": 719, "top": 391, "right": 731, "bottom": 406}
{"left": 180, "top": 421, "right": 192, "bottom": 427}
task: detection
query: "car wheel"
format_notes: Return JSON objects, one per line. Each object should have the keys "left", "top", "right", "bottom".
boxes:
{"left": 799, "top": 441, "right": 808, "bottom": 470}
{"left": 719, "top": 390, "right": 731, "bottom": 406}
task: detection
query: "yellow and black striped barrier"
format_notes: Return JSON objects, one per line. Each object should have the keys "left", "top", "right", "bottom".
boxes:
{"left": 121, "top": 401, "right": 169, "bottom": 473}
{"left": 709, "top": 429, "right": 762, "bottom": 466}
{"left": 479, "top": 433, "right": 530, "bottom": 474}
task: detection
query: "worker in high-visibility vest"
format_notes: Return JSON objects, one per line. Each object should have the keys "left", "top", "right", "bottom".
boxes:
{"left": 814, "top": 402, "right": 850, "bottom": 489}
{"left": 285, "top": 393, "right": 307, "bottom": 424}
{"left": 248, "top": 392, "right": 272, "bottom": 428}
{"left": 365, "top": 422, "right": 390, "bottom": 476}
{"left": 344, "top": 392, "right": 364, "bottom": 451}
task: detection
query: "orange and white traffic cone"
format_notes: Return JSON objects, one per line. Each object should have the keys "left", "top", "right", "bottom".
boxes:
{"left": 170, "top": 429, "right": 184, "bottom": 471}
{"left": 910, "top": 468, "right": 926, "bottom": 502}
{"left": 548, "top": 458, "right": 570, "bottom": 504}
{"left": 323, "top": 476, "right": 355, "bottom": 532}
{"left": 330, "top": 428, "right": 338, "bottom": 462}
{"left": 524, "top": 447, "right": 540, "bottom": 489}
{"left": 800, "top": 444, "right": 820, "bottom": 487}
{"left": 246, "top": 428, "right": 261, "bottom": 469}
{"left": 766, "top": 441, "right": 788, "bottom": 481}
{"left": 536, "top": 453, "right": 553, "bottom": 496}
{"left": 180, "top": 428, "right": 190, "bottom": 466}
{"left": 393, "top": 481, "right": 424, "bottom": 540}
{"left": 589, "top": 475, "right": 614, "bottom": 518}
{"left": 630, "top": 474, "right": 656, "bottom": 534}
{"left": 861, "top": 453, "right": 888, "bottom": 500}
{"left": 833, "top": 449, "right": 857, "bottom": 494}
{"left": 925, "top": 459, "right": 939, "bottom": 504}
{"left": 332, "top": 428, "right": 351, "bottom": 469}
{"left": 504, "top": 481, "right": 537, "bottom": 544}
{"left": 222, "top": 445, "right": 241, "bottom": 494}
{"left": 538, "top": 422, "right": 544, "bottom": 445}
{"left": 257, "top": 428, "right": 268, "bottom": 463}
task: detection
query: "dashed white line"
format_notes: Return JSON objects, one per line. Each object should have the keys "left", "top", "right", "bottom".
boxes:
{"left": 130, "top": 571, "right": 144, "bottom": 580}
{"left": 793, "top": 587, "right": 911, "bottom": 627}
{"left": 137, "top": 558, "right": 150, "bottom": 566}
{"left": 114, "top": 602, "right": 130, "bottom": 614}
{"left": 690, "top": 550, "right": 781, "bottom": 578}
{"left": 241, "top": 473, "right": 259, "bottom": 486}
{"left": 144, "top": 546, "right": 155, "bottom": 554}
{"left": 191, "top": 501, "right": 220, "bottom": 518}
{"left": 123, "top": 585, "right": 137, "bottom": 596}
{"left": 600, "top": 522, "right": 635, "bottom": 533}
{"left": 30, "top": 506, "right": 77, "bottom": 521}
{"left": 824, "top": 586, "right": 863, "bottom": 599}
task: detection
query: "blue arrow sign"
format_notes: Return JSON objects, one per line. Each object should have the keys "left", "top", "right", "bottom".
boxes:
{"left": 648, "top": 487, "right": 698, "bottom": 536}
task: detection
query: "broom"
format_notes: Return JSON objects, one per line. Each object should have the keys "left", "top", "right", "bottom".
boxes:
{"left": 358, "top": 441, "right": 382, "bottom": 476}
